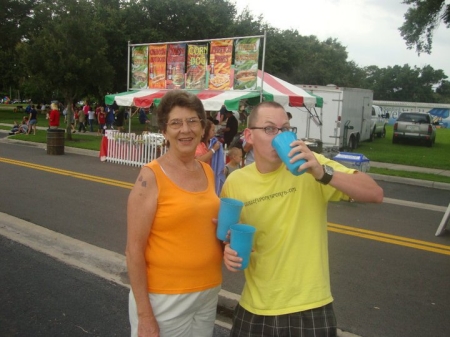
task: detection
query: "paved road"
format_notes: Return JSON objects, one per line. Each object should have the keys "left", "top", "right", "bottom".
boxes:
{"left": 1, "top": 137, "right": 450, "bottom": 337}
{"left": 0, "top": 235, "right": 231, "bottom": 337}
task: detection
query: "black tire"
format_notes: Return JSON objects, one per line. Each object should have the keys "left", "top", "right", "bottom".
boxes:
{"left": 369, "top": 127, "right": 375, "bottom": 142}
{"left": 349, "top": 136, "right": 357, "bottom": 150}
{"left": 426, "top": 139, "right": 433, "bottom": 148}
{"left": 392, "top": 137, "right": 399, "bottom": 144}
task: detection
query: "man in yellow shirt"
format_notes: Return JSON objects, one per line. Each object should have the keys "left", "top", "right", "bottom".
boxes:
{"left": 222, "top": 101, "right": 383, "bottom": 337}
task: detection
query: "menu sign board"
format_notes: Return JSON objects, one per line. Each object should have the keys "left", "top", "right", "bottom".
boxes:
{"left": 131, "top": 46, "right": 148, "bottom": 89}
{"left": 208, "top": 39, "right": 233, "bottom": 90}
{"left": 185, "top": 44, "right": 207, "bottom": 90}
{"left": 148, "top": 44, "right": 167, "bottom": 89}
{"left": 166, "top": 44, "right": 186, "bottom": 89}
{"left": 234, "top": 38, "right": 260, "bottom": 90}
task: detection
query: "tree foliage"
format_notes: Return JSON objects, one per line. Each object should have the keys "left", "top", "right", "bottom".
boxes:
{"left": 0, "top": 0, "right": 448, "bottom": 105}
{"left": 399, "top": 0, "right": 450, "bottom": 54}
{"left": 18, "top": 0, "right": 114, "bottom": 138}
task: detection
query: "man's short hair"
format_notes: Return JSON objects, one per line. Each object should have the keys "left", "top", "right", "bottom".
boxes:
{"left": 248, "top": 101, "right": 285, "bottom": 127}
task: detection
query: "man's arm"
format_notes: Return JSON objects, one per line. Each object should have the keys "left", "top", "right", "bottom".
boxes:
{"left": 290, "top": 140, "right": 384, "bottom": 203}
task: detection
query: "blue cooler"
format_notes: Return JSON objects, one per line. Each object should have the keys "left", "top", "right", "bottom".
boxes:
{"left": 333, "top": 152, "right": 370, "bottom": 172}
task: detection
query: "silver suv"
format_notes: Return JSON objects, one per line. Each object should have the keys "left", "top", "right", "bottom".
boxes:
{"left": 393, "top": 111, "right": 436, "bottom": 147}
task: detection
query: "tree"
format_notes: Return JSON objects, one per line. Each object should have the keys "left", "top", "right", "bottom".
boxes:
{"left": 18, "top": 0, "right": 114, "bottom": 139}
{"left": 362, "top": 64, "right": 446, "bottom": 102}
{"left": 399, "top": 0, "right": 450, "bottom": 54}
{"left": 0, "top": 0, "right": 36, "bottom": 96}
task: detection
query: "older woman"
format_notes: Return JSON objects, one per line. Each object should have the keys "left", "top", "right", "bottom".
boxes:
{"left": 126, "top": 90, "right": 222, "bottom": 337}
{"left": 195, "top": 119, "right": 221, "bottom": 164}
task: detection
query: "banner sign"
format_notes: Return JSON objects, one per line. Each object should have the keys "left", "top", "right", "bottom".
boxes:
{"left": 166, "top": 44, "right": 186, "bottom": 89}
{"left": 185, "top": 44, "right": 208, "bottom": 90}
{"left": 208, "top": 39, "right": 233, "bottom": 90}
{"left": 131, "top": 46, "right": 149, "bottom": 89}
{"left": 148, "top": 44, "right": 167, "bottom": 89}
{"left": 234, "top": 38, "right": 260, "bottom": 90}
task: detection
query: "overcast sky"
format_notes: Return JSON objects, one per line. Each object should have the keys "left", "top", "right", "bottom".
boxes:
{"left": 234, "top": 0, "right": 450, "bottom": 80}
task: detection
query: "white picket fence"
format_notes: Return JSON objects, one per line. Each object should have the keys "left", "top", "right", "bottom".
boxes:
{"left": 106, "top": 130, "right": 168, "bottom": 167}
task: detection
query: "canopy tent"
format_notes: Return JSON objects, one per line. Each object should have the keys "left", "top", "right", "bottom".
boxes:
{"left": 428, "top": 108, "right": 449, "bottom": 119}
{"left": 105, "top": 70, "right": 321, "bottom": 111}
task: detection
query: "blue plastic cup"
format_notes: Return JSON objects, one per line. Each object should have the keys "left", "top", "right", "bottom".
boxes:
{"left": 230, "top": 224, "right": 256, "bottom": 270}
{"left": 217, "top": 198, "right": 244, "bottom": 241}
{"left": 271, "top": 131, "right": 307, "bottom": 175}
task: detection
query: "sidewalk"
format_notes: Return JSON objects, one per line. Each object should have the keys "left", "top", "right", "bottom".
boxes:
{"left": 369, "top": 161, "right": 450, "bottom": 190}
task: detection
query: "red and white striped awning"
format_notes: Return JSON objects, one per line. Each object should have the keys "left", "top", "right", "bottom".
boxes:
{"left": 105, "top": 70, "right": 316, "bottom": 111}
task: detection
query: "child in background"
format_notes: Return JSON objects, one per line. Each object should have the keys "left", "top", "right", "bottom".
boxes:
{"left": 224, "top": 147, "right": 242, "bottom": 178}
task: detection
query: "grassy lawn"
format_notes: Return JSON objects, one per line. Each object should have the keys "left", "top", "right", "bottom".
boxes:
{"left": 0, "top": 103, "right": 157, "bottom": 152}
{"left": 2, "top": 104, "right": 450, "bottom": 184}
{"left": 356, "top": 125, "right": 450, "bottom": 170}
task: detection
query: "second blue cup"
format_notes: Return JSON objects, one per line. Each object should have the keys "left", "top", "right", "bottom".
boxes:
{"left": 230, "top": 224, "right": 256, "bottom": 270}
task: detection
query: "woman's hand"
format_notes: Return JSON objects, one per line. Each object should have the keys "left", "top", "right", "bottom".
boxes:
{"left": 212, "top": 142, "right": 221, "bottom": 151}
{"left": 138, "top": 315, "right": 160, "bottom": 337}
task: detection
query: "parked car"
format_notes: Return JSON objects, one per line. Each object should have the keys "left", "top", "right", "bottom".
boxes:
{"left": 393, "top": 111, "right": 436, "bottom": 147}
{"left": 370, "top": 104, "right": 389, "bottom": 140}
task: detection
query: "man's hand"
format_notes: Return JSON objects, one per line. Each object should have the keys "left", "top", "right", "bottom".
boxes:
{"left": 223, "top": 243, "right": 242, "bottom": 272}
{"left": 287, "top": 139, "right": 323, "bottom": 179}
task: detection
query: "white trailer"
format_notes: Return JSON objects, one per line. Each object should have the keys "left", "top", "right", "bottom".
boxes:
{"left": 288, "top": 85, "right": 374, "bottom": 154}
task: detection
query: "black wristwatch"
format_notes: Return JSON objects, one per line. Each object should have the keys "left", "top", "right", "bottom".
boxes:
{"left": 316, "top": 165, "right": 334, "bottom": 185}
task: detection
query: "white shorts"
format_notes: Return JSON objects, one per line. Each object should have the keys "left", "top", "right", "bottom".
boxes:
{"left": 129, "top": 286, "right": 220, "bottom": 337}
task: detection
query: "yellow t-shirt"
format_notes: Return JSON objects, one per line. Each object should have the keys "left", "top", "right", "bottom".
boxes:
{"left": 144, "top": 160, "right": 222, "bottom": 294}
{"left": 221, "top": 153, "right": 354, "bottom": 315}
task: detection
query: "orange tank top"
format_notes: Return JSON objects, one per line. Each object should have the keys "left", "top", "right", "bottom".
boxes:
{"left": 144, "top": 160, "right": 222, "bottom": 294}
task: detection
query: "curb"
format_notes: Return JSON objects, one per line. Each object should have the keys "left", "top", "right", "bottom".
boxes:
{"left": 369, "top": 173, "right": 450, "bottom": 191}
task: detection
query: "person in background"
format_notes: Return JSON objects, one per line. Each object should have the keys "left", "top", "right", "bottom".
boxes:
{"left": 195, "top": 119, "right": 221, "bottom": 165}
{"left": 83, "top": 101, "right": 90, "bottom": 123}
{"left": 224, "top": 147, "right": 242, "bottom": 178}
{"left": 9, "top": 116, "right": 29, "bottom": 135}
{"left": 126, "top": 90, "right": 222, "bottom": 337}
{"left": 105, "top": 105, "right": 116, "bottom": 130}
{"left": 88, "top": 107, "right": 96, "bottom": 132}
{"left": 222, "top": 109, "right": 238, "bottom": 148}
{"left": 78, "top": 107, "right": 87, "bottom": 133}
{"left": 115, "top": 106, "right": 125, "bottom": 132}
{"left": 97, "top": 105, "right": 106, "bottom": 136}
{"left": 41, "top": 103, "right": 47, "bottom": 116}
{"left": 48, "top": 103, "right": 60, "bottom": 129}
{"left": 222, "top": 101, "right": 383, "bottom": 337}
{"left": 242, "top": 140, "right": 254, "bottom": 167}
{"left": 27, "top": 104, "right": 38, "bottom": 135}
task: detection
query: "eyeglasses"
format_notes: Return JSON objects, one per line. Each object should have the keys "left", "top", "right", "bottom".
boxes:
{"left": 249, "top": 126, "right": 297, "bottom": 135}
{"left": 166, "top": 117, "right": 202, "bottom": 129}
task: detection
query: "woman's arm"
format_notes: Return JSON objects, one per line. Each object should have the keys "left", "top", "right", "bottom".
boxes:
{"left": 126, "top": 167, "right": 160, "bottom": 336}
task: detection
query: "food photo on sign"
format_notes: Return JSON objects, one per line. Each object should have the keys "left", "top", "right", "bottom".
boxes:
{"left": 208, "top": 39, "right": 233, "bottom": 91}
{"left": 166, "top": 44, "right": 186, "bottom": 89}
{"left": 148, "top": 44, "right": 167, "bottom": 89}
{"left": 234, "top": 37, "right": 259, "bottom": 90}
{"left": 185, "top": 44, "right": 208, "bottom": 90}
{"left": 131, "top": 46, "right": 149, "bottom": 89}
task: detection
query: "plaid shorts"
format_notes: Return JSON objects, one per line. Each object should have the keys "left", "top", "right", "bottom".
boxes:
{"left": 230, "top": 302, "right": 337, "bottom": 337}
